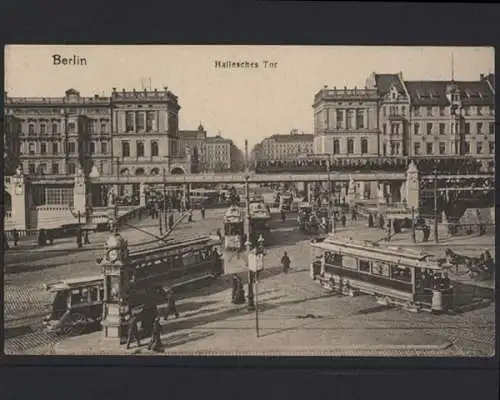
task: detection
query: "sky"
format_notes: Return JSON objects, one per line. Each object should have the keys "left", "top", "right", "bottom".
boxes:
{"left": 4, "top": 45, "right": 495, "bottom": 150}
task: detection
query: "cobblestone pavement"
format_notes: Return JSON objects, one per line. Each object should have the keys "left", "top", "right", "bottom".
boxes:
{"left": 4, "top": 210, "right": 495, "bottom": 356}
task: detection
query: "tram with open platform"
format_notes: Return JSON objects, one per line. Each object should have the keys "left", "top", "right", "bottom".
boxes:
{"left": 223, "top": 205, "right": 245, "bottom": 250}
{"left": 310, "top": 234, "right": 454, "bottom": 313}
{"left": 43, "top": 235, "right": 224, "bottom": 335}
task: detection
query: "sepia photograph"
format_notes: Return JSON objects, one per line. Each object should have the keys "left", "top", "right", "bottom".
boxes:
{"left": 3, "top": 45, "right": 495, "bottom": 357}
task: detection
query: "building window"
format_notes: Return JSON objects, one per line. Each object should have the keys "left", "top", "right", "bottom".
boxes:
{"left": 361, "top": 138, "right": 368, "bottom": 154}
{"left": 51, "top": 163, "right": 59, "bottom": 175}
{"left": 426, "top": 143, "right": 433, "bottom": 155}
{"left": 68, "top": 163, "right": 76, "bottom": 175}
{"left": 414, "top": 107, "right": 420, "bottom": 116}
{"left": 101, "top": 124, "right": 106, "bottom": 134}
{"left": 347, "top": 139, "right": 354, "bottom": 154}
{"left": 38, "top": 164, "right": 47, "bottom": 174}
{"left": 126, "top": 112, "right": 134, "bottom": 132}
{"left": 382, "top": 107, "right": 386, "bottom": 117}
{"left": 136, "top": 141, "right": 145, "bottom": 157}
{"left": 28, "top": 163, "right": 36, "bottom": 174}
{"left": 336, "top": 110, "right": 344, "bottom": 129}
{"left": 382, "top": 123, "right": 387, "bottom": 135}
{"left": 99, "top": 161, "right": 105, "bottom": 174}
{"left": 439, "top": 106, "right": 445, "bottom": 116}
{"left": 439, "top": 142, "right": 446, "bottom": 154}
{"left": 90, "top": 142, "right": 96, "bottom": 154}
{"left": 489, "top": 122, "right": 495, "bottom": 134}
{"left": 68, "top": 142, "right": 76, "bottom": 154}
{"left": 28, "top": 143, "right": 35, "bottom": 155}
{"left": 477, "top": 122, "right": 483, "bottom": 134}
{"left": 426, "top": 106, "right": 433, "bottom": 116}
{"left": 426, "top": 123, "right": 433, "bottom": 135}
{"left": 382, "top": 143, "right": 387, "bottom": 156}
{"left": 28, "top": 124, "right": 35, "bottom": 135}
{"left": 414, "top": 123, "right": 420, "bottom": 135}
{"left": 476, "top": 142, "right": 483, "bottom": 154}
{"left": 464, "top": 142, "right": 471, "bottom": 154}
{"left": 136, "top": 112, "right": 145, "bottom": 131}
{"left": 40, "top": 124, "right": 46, "bottom": 135}
{"left": 391, "top": 124, "right": 399, "bottom": 135}
{"left": 40, "top": 143, "right": 47, "bottom": 154}
{"left": 489, "top": 142, "right": 495, "bottom": 154}
{"left": 356, "top": 109, "right": 364, "bottom": 129}
{"left": 439, "top": 123, "right": 446, "bottom": 135}
{"left": 88, "top": 120, "right": 94, "bottom": 133}
{"left": 101, "top": 142, "right": 108, "bottom": 154}
{"left": 52, "top": 123, "right": 58, "bottom": 135}
{"left": 489, "top": 106, "right": 495, "bottom": 116}
{"left": 122, "top": 141, "right": 130, "bottom": 157}
{"left": 68, "top": 122, "right": 76, "bottom": 133}
{"left": 463, "top": 107, "right": 470, "bottom": 116}
{"left": 151, "top": 141, "right": 159, "bottom": 156}
{"left": 477, "top": 106, "right": 483, "bottom": 116}
{"left": 401, "top": 106, "right": 406, "bottom": 116}
{"left": 464, "top": 123, "right": 470, "bottom": 134}
{"left": 52, "top": 143, "right": 59, "bottom": 154}
{"left": 147, "top": 111, "right": 155, "bottom": 132}
{"left": 346, "top": 109, "right": 354, "bottom": 130}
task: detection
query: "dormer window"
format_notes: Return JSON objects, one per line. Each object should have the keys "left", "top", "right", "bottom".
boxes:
{"left": 451, "top": 93, "right": 459, "bottom": 102}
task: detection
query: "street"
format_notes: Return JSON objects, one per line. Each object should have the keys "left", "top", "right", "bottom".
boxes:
{"left": 3, "top": 207, "right": 495, "bottom": 356}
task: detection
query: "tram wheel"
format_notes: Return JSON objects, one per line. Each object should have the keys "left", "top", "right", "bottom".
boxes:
{"left": 63, "top": 313, "right": 88, "bottom": 336}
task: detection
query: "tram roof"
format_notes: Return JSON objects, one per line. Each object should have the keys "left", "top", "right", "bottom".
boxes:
{"left": 311, "top": 235, "right": 442, "bottom": 270}
{"left": 44, "top": 275, "right": 103, "bottom": 292}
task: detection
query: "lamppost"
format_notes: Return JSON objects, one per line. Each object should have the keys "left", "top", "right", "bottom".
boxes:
{"left": 244, "top": 174, "right": 256, "bottom": 311}
{"left": 411, "top": 206, "right": 416, "bottom": 243}
{"left": 162, "top": 167, "right": 168, "bottom": 234}
{"left": 327, "top": 155, "right": 332, "bottom": 233}
{"left": 247, "top": 234, "right": 264, "bottom": 338}
{"left": 433, "top": 168, "right": 439, "bottom": 244}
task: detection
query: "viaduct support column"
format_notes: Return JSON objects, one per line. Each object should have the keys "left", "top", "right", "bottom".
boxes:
{"left": 8, "top": 168, "right": 30, "bottom": 230}
{"left": 405, "top": 161, "right": 420, "bottom": 212}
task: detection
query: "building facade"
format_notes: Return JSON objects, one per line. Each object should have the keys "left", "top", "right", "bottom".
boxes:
{"left": 255, "top": 130, "right": 314, "bottom": 160}
{"left": 4, "top": 87, "right": 192, "bottom": 179}
{"left": 313, "top": 72, "right": 495, "bottom": 159}
{"left": 4, "top": 115, "right": 22, "bottom": 176}
{"left": 4, "top": 89, "right": 111, "bottom": 177}
{"left": 313, "top": 87, "right": 379, "bottom": 157}
{"left": 201, "top": 135, "right": 243, "bottom": 172}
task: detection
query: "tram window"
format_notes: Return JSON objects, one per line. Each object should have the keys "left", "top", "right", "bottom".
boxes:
{"left": 372, "top": 261, "right": 390, "bottom": 277}
{"left": 359, "top": 259, "right": 371, "bottom": 272}
{"left": 343, "top": 255, "right": 357, "bottom": 270}
{"left": 390, "top": 265, "right": 412, "bottom": 282}
{"left": 89, "top": 287, "right": 99, "bottom": 303}
{"left": 70, "top": 289, "right": 83, "bottom": 305}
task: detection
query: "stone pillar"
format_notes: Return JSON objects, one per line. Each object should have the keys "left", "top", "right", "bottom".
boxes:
{"left": 399, "top": 181, "right": 407, "bottom": 205}
{"left": 99, "top": 233, "right": 133, "bottom": 344}
{"left": 377, "top": 183, "right": 387, "bottom": 206}
{"left": 139, "top": 182, "right": 146, "bottom": 207}
{"left": 74, "top": 167, "right": 87, "bottom": 215}
{"left": 363, "top": 109, "right": 368, "bottom": 129}
{"left": 347, "top": 177, "right": 356, "bottom": 207}
{"left": 7, "top": 169, "right": 29, "bottom": 230}
{"left": 405, "top": 161, "right": 419, "bottom": 211}
{"left": 359, "top": 181, "right": 366, "bottom": 200}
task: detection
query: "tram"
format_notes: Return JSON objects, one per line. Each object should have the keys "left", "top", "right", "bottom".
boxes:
{"left": 43, "top": 236, "right": 224, "bottom": 335}
{"left": 310, "top": 234, "right": 454, "bottom": 313}
{"left": 248, "top": 201, "right": 272, "bottom": 247}
{"left": 223, "top": 205, "right": 245, "bottom": 250}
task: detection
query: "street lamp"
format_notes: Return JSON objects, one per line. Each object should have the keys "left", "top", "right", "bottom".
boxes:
{"left": 433, "top": 168, "right": 439, "bottom": 244}
{"left": 248, "top": 234, "right": 264, "bottom": 337}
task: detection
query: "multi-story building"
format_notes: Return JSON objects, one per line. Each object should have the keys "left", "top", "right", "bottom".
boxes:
{"left": 312, "top": 87, "right": 379, "bottom": 157}
{"left": 179, "top": 124, "right": 207, "bottom": 172}
{"left": 110, "top": 87, "right": 187, "bottom": 177}
{"left": 4, "top": 88, "right": 111, "bottom": 177}
{"left": 256, "top": 130, "right": 314, "bottom": 160}
{"left": 4, "top": 114, "right": 22, "bottom": 176}
{"left": 201, "top": 134, "right": 243, "bottom": 172}
{"left": 313, "top": 72, "right": 495, "bottom": 159}
{"left": 403, "top": 73, "right": 495, "bottom": 157}
{"left": 366, "top": 72, "right": 411, "bottom": 156}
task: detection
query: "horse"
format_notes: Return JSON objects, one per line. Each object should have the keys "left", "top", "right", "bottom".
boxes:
{"left": 444, "top": 248, "right": 491, "bottom": 278}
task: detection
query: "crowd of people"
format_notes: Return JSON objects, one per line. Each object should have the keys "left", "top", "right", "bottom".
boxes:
{"left": 253, "top": 157, "right": 494, "bottom": 175}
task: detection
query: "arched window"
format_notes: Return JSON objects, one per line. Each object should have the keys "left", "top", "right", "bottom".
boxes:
{"left": 333, "top": 140, "right": 340, "bottom": 154}
{"left": 28, "top": 143, "right": 35, "bottom": 154}
{"left": 347, "top": 139, "right": 354, "bottom": 154}
{"left": 361, "top": 138, "right": 368, "bottom": 154}
{"left": 122, "top": 141, "right": 130, "bottom": 157}
{"left": 151, "top": 141, "right": 159, "bottom": 157}
{"left": 135, "top": 168, "right": 145, "bottom": 176}
{"left": 120, "top": 168, "right": 130, "bottom": 176}
{"left": 136, "top": 141, "right": 145, "bottom": 157}
{"left": 150, "top": 168, "right": 160, "bottom": 176}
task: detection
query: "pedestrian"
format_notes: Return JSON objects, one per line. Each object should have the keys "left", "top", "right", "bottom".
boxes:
{"left": 216, "top": 228, "right": 222, "bottom": 241}
{"left": 386, "top": 219, "right": 392, "bottom": 242}
{"left": 164, "top": 289, "right": 180, "bottom": 320}
{"left": 147, "top": 315, "right": 163, "bottom": 352}
{"left": 280, "top": 209, "right": 286, "bottom": 222}
{"left": 168, "top": 213, "right": 174, "bottom": 230}
{"left": 367, "top": 213, "right": 374, "bottom": 228}
{"left": 188, "top": 209, "right": 193, "bottom": 223}
{"left": 341, "top": 214, "right": 346, "bottom": 228}
{"left": 201, "top": 206, "right": 206, "bottom": 219}
{"left": 378, "top": 214, "right": 385, "bottom": 230}
{"left": 281, "top": 251, "right": 291, "bottom": 274}
{"left": 12, "top": 228, "right": 19, "bottom": 247}
{"left": 126, "top": 310, "right": 141, "bottom": 349}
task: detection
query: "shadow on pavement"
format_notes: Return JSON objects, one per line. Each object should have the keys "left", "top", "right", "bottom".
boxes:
{"left": 4, "top": 262, "right": 72, "bottom": 274}
{"left": 353, "top": 304, "right": 396, "bottom": 316}
{"left": 162, "top": 331, "right": 214, "bottom": 350}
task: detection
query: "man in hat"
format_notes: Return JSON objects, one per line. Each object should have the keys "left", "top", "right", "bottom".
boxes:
{"left": 147, "top": 315, "right": 163, "bottom": 352}
{"left": 126, "top": 309, "right": 141, "bottom": 349}
{"left": 164, "top": 289, "right": 180, "bottom": 320}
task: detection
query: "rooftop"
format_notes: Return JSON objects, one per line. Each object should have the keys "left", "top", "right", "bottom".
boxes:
{"left": 264, "top": 132, "right": 314, "bottom": 143}
{"left": 373, "top": 73, "right": 406, "bottom": 96}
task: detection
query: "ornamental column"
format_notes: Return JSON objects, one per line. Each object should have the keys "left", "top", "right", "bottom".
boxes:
{"left": 405, "top": 161, "right": 420, "bottom": 211}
